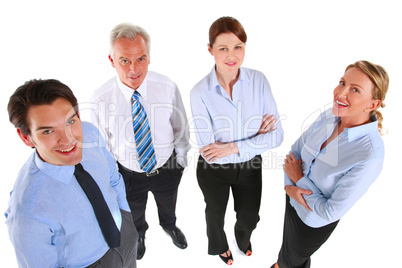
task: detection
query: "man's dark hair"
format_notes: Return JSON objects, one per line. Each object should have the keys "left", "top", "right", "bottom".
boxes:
{"left": 8, "top": 79, "right": 78, "bottom": 135}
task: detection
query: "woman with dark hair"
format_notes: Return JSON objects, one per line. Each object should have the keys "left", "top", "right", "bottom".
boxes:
{"left": 190, "top": 16, "right": 284, "bottom": 265}
{"left": 270, "top": 60, "right": 389, "bottom": 268}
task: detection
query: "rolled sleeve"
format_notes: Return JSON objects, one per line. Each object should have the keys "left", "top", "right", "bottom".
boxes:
{"left": 7, "top": 215, "right": 58, "bottom": 268}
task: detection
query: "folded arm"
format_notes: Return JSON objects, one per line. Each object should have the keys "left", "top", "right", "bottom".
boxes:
{"left": 296, "top": 158, "right": 382, "bottom": 223}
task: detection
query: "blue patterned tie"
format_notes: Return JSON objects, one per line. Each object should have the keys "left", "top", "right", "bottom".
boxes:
{"left": 131, "top": 91, "right": 157, "bottom": 173}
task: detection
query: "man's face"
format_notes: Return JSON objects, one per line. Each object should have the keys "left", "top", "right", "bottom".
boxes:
{"left": 18, "top": 98, "right": 83, "bottom": 166}
{"left": 109, "top": 36, "right": 150, "bottom": 90}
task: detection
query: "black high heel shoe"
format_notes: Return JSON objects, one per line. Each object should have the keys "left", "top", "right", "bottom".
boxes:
{"left": 219, "top": 250, "right": 234, "bottom": 265}
{"left": 242, "top": 243, "right": 252, "bottom": 256}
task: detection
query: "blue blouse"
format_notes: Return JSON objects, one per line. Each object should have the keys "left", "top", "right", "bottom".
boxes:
{"left": 286, "top": 109, "right": 384, "bottom": 228}
{"left": 190, "top": 66, "right": 284, "bottom": 164}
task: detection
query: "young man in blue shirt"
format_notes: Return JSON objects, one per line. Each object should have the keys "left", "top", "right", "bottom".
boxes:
{"left": 6, "top": 79, "right": 138, "bottom": 267}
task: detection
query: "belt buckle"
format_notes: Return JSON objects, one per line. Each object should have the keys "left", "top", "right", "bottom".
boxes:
{"left": 146, "top": 169, "right": 159, "bottom": 177}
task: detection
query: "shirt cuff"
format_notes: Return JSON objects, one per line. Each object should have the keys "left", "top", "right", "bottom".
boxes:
{"left": 295, "top": 176, "right": 319, "bottom": 193}
{"left": 119, "top": 200, "right": 131, "bottom": 212}
{"left": 284, "top": 174, "right": 295, "bottom": 187}
{"left": 236, "top": 140, "right": 254, "bottom": 160}
{"left": 176, "top": 155, "right": 187, "bottom": 168}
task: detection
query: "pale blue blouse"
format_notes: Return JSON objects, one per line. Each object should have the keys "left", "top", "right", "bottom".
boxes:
{"left": 190, "top": 67, "right": 284, "bottom": 164}
{"left": 286, "top": 109, "right": 384, "bottom": 228}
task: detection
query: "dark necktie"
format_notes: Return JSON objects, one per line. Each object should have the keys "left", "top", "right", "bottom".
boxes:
{"left": 131, "top": 91, "right": 157, "bottom": 172}
{"left": 74, "top": 163, "right": 120, "bottom": 248}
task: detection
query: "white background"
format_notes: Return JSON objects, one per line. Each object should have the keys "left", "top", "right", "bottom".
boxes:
{"left": 1, "top": 0, "right": 401, "bottom": 267}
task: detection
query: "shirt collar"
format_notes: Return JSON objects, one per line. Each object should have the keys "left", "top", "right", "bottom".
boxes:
{"left": 324, "top": 108, "right": 379, "bottom": 142}
{"left": 115, "top": 74, "right": 149, "bottom": 103}
{"left": 345, "top": 116, "right": 379, "bottom": 142}
{"left": 33, "top": 151, "right": 75, "bottom": 184}
{"left": 208, "top": 65, "right": 249, "bottom": 92}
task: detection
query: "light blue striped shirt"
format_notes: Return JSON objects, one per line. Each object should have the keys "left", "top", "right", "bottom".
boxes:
{"left": 190, "top": 67, "right": 284, "bottom": 164}
{"left": 5, "top": 122, "right": 130, "bottom": 267}
{"left": 286, "top": 109, "right": 384, "bottom": 227}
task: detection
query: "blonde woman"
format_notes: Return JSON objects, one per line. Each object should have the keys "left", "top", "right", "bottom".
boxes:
{"left": 271, "top": 60, "right": 389, "bottom": 268}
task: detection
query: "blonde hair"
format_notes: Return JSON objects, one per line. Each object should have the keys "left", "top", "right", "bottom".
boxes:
{"left": 346, "top": 60, "right": 389, "bottom": 134}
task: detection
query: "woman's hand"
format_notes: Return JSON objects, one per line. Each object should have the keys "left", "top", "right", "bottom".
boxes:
{"left": 283, "top": 152, "right": 303, "bottom": 183}
{"left": 285, "top": 185, "right": 313, "bottom": 211}
{"left": 257, "top": 114, "right": 277, "bottom": 135}
{"left": 200, "top": 142, "right": 239, "bottom": 162}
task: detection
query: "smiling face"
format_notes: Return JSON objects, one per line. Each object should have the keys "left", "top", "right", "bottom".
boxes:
{"left": 208, "top": 32, "right": 245, "bottom": 76}
{"left": 18, "top": 98, "right": 83, "bottom": 166}
{"left": 332, "top": 67, "right": 381, "bottom": 127}
{"left": 109, "top": 36, "right": 150, "bottom": 90}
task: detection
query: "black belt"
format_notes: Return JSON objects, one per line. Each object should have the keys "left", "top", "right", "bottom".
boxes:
{"left": 118, "top": 153, "right": 174, "bottom": 177}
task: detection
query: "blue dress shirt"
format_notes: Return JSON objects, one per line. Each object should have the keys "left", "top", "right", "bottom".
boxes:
{"left": 5, "top": 122, "right": 130, "bottom": 268}
{"left": 286, "top": 109, "right": 384, "bottom": 228}
{"left": 190, "top": 67, "right": 284, "bottom": 164}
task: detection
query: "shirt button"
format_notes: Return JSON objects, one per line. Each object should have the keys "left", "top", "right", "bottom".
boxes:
{"left": 108, "top": 103, "right": 116, "bottom": 112}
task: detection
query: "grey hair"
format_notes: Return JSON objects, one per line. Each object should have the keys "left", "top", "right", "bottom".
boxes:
{"left": 109, "top": 23, "right": 151, "bottom": 59}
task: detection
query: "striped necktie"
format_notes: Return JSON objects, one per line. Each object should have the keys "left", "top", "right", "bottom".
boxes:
{"left": 131, "top": 91, "right": 157, "bottom": 173}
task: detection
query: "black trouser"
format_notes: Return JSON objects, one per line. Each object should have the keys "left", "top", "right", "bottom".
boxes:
{"left": 118, "top": 153, "right": 183, "bottom": 238}
{"left": 196, "top": 155, "right": 262, "bottom": 255}
{"left": 277, "top": 195, "right": 339, "bottom": 268}
{"left": 86, "top": 210, "right": 138, "bottom": 268}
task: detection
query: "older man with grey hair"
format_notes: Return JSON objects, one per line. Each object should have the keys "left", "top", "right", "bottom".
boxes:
{"left": 91, "top": 23, "right": 190, "bottom": 260}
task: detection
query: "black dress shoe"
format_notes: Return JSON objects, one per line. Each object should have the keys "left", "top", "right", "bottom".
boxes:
{"left": 137, "top": 238, "right": 146, "bottom": 260}
{"left": 163, "top": 226, "right": 188, "bottom": 249}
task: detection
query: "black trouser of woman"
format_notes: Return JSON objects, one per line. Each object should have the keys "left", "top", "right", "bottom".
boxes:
{"left": 196, "top": 155, "right": 262, "bottom": 255}
{"left": 276, "top": 195, "right": 339, "bottom": 268}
